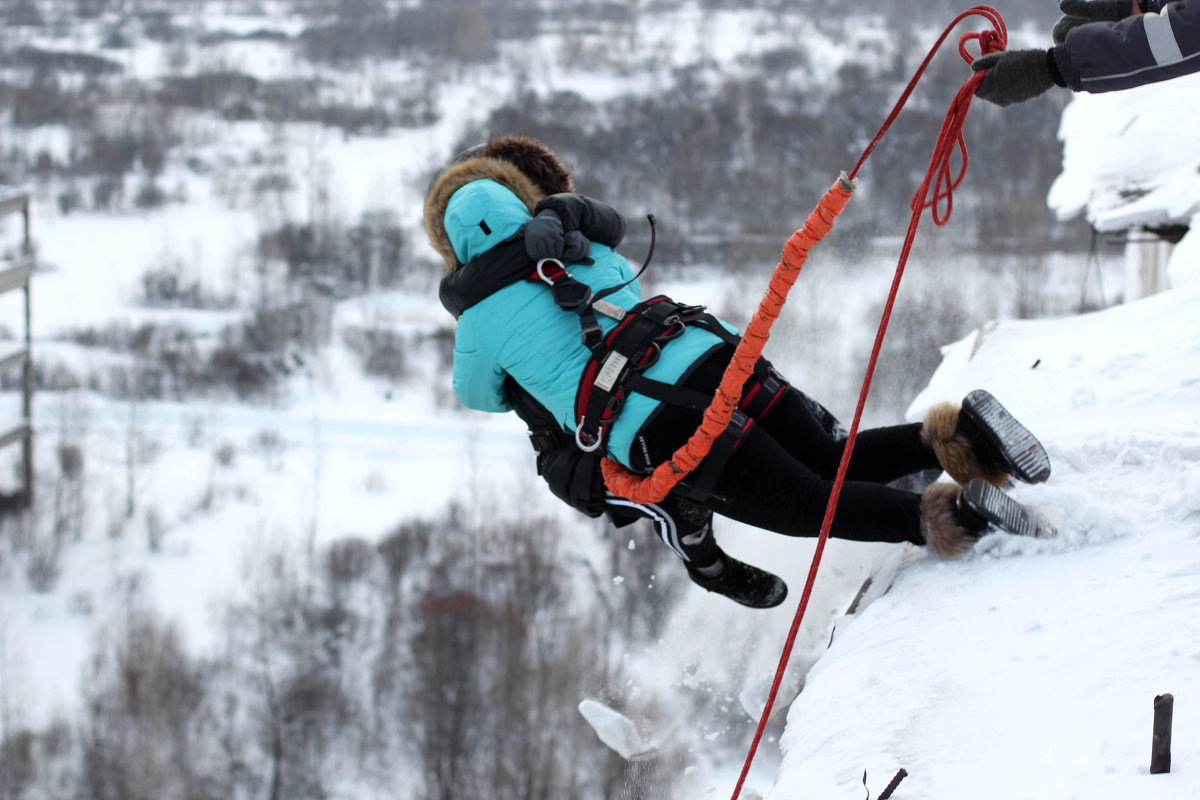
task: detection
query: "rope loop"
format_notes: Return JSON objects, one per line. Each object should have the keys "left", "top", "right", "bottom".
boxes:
{"left": 911, "top": 9, "right": 1007, "bottom": 226}
{"left": 960, "top": 24, "right": 1006, "bottom": 63}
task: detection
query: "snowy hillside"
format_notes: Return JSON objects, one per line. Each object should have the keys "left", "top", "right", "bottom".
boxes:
{"left": 758, "top": 279, "right": 1200, "bottom": 800}
{"left": 0, "top": 2, "right": 1167, "bottom": 798}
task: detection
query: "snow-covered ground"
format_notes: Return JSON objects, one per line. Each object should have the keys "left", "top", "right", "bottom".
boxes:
{"left": 755, "top": 278, "right": 1200, "bottom": 800}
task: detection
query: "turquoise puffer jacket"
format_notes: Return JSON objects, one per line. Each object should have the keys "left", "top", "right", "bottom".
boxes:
{"left": 444, "top": 178, "right": 732, "bottom": 468}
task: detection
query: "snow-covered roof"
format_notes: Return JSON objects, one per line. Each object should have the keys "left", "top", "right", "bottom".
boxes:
{"left": 1049, "top": 71, "right": 1200, "bottom": 233}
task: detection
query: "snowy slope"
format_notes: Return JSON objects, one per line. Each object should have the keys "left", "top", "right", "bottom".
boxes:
{"left": 761, "top": 280, "right": 1200, "bottom": 800}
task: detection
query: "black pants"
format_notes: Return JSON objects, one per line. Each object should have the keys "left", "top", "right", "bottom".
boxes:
{"left": 632, "top": 346, "right": 941, "bottom": 547}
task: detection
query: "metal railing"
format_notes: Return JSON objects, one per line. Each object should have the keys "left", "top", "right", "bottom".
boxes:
{"left": 0, "top": 187, "right": 33, "bottom": 510}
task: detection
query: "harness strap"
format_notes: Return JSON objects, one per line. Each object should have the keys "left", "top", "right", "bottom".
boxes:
{"left": 670, "top": 359, "right": 789, "bottom": 501}
{"left": 678, "top": 410, "right": 753, "bottom": 502}
{"left": 624, "top": 374, "right": 714, "bottom": 411}
{"left": 528, "top": 257, "right": 742, "bottom": 459}
{"left": 535, "top": 258, "right": 607, "bottom": 348}
{"left": 574, "top": 296, "right": 734, "bottom": 451}
{"left": 740, "top": 360, "right": 788, "bottom": 421}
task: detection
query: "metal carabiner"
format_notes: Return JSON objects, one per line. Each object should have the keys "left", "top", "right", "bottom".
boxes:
{"left": 536, "top": 257, "right": 565, "bottom": 285}
{"left": 574, "top": 420, "right": 603, "bottom": 453}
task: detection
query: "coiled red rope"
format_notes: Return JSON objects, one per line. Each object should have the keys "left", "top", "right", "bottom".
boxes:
{"left": 729, "top": 8, "right": 1006, "bottom": 800}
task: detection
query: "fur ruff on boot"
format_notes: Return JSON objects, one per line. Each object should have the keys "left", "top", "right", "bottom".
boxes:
{"left": 921, "top": 402, "right": 1009, "bottom": 487}
{"left": 920, "top": 482, "right": 978, "bottom": 558}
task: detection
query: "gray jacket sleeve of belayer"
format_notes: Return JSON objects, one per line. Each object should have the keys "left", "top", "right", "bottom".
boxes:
{"left": 1053, "top": 0, "right": 1200, "bottom": 93}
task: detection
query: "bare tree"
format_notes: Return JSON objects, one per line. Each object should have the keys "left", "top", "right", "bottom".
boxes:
{"left": 80, "top": 600, "right": 207, "bottom": 800}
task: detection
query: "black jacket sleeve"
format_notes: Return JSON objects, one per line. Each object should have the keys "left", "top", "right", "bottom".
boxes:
{"left": 1053, "top": 0, "right": 1200, "bottom": 93}
{"left": 533, "top": 194, "right": 627, "bottom": 249}
{"left": 504, "top": 377, "right": 607, "bottom": 518}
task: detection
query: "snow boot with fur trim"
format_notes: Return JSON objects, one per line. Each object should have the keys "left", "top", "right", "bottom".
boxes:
{"left": 921, "top": 390, "right": 1051, "bottom": 487}
{"left": 920, "top": 482, "right": 987, "bottom": 558}
{"left": 687, "top": 552, "right": 788, "bottom": 609}
{"left": 960, "top": 478, "right": 1057, "bottom": 539}
{"left": 921, "top": 480, "right": 1057, "bottom": 558}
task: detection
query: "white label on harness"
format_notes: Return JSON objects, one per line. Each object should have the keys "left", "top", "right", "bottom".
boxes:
{"left": 592, "top": 299, "right": 627, "bottom": 321}
{"left": 595, "top": 352, "right": 628, "bottom": 393}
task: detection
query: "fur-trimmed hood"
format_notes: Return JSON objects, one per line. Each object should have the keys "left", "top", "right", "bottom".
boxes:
{"left": 423, "top": 157, "right": 545, "bottom": 273}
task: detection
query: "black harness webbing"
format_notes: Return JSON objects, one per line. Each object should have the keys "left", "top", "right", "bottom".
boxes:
{"left": 445, "top": 237, "right": 792, "bottom": 502}
{"left": 531, "top": 258, "right": 740, "bottom": 454}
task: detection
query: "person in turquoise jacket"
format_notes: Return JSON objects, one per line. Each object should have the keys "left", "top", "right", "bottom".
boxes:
{"left": 425, "top": 136, "right": 1051, "bottom": 609}
{"left": 440, "top": 177, "right": 729, "bottom": 470}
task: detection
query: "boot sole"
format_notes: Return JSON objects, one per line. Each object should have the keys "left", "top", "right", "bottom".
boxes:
{"left": 961, "top": 389, "right": 1051, "bottom": 484}
{"left": 962, "top": 478, "right": 1057, "bottom": 539}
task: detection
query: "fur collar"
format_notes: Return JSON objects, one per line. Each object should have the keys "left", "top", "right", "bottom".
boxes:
{"left": 424, "top": 157, "right": 545, "bottom": 273}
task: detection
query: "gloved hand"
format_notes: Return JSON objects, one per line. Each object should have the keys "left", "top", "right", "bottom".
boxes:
{"left": 562, "top": 230, "right": 591, "bottom": 262}
{"left": 972, "top": 49, "right": 1057, "bottom": 107}
{"left": 523, "top": 209, "right": 565, "bottom": 262}
{"left": 1053, "top": 0, "right": 1136, "bottom": 44}
{"left": 523, "top": 211, "right": 593, "bottom": 263}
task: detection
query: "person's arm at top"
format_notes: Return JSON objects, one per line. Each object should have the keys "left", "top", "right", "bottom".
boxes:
{"left": 972, "top": 0, "right": 1198, "bottom": 105}
{"left": 1055, "top": 0, "right": 1199, "bottom": 93}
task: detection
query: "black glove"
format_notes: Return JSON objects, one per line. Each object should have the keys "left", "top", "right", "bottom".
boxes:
{"left": 522, "top": 209, "right": 565, "bottom": 262}
{"left": 972, "top": 49, "right": 1058, "bottom": 107}
{"left": 523, "top": 210, "right": 593, "bottom": 263}
{"left": 563, "top": 230, "right": 591, "bottom": 262}
{"left": 1053, "top": 0, "right": 1135, "bottom": 44}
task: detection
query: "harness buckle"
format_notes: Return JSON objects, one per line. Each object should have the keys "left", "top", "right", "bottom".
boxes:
{"left": 538, "top": 258, "right": 593, "bottom": 311}
{"left": 528, "top": 427, "right": 565, "bottom": 454}
{"left": 630, "top": 341, "right": 662, "bottom": 371}
{"left": 580, "top": 318, "right": 603, "bottom": 349}
{"left": 656, "top": 322, "right": 686, "bottom": 343}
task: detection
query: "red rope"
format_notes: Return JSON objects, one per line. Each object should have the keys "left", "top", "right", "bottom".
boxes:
{"left": 728, "top": 8, "right": 1006, "bottom": 800}
{"left": 602, "top": 177, "right": 855, "bottom": 502}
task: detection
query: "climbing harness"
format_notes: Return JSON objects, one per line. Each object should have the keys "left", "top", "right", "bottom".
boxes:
{"left": 527, "top": 208, "right": 774, "bottom": 476}
{"left": 570, "top": 293, "right": 729, "bottom": 452}
{"left": 532, "top": 256, "right": 747, "bottom": 463}
{"left": 535, "top": 244, "right": 799, "bottom": 499}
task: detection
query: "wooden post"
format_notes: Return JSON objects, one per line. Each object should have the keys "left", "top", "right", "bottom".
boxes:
{"left": 1151, "top": 693, "right": 1174, "bottom": 775}
{"left": 20, "top": 195, "right": 32, "bottom": 509}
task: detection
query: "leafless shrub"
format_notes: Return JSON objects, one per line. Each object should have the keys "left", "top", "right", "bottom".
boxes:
{"left": 139, "top": 257, "right": 233, "bottom": 310}
{"left": 52, "top": 441, "right": 87, "bottom": 543}
{"left": 80, "top": 603, "right": 207, "bottom": 800}
{"left": 341, "top": 326, "right": 407, "bottom": 380}
{"left": 325, "top": 536, "right": 374, "bottom": 588}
